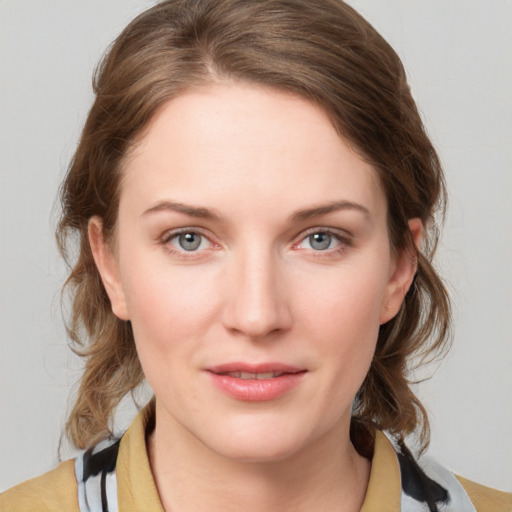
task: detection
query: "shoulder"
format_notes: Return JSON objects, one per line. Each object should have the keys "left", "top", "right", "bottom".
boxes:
{"left": 0, "top": 459, "right": 79, "bottom": 512}
{"left": 457, "top": 475, "right": 512, "bottom": 512}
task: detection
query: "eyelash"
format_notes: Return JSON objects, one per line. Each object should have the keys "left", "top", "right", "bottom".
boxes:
{"left": 160, "top": 227, "right": 353, "bottom": 259}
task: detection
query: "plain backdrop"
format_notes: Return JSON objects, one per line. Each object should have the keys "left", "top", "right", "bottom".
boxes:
{"left": 1, "top": 0, "right": 511, "bottom": 493}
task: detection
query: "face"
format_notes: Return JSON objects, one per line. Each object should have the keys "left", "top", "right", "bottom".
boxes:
{"left": 90, "top": 83, "right": 419, "bottom": 463}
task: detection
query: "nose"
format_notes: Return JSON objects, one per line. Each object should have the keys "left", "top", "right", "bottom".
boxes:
{"left": 221, "top": 245, "right": 292, "bottom": 340}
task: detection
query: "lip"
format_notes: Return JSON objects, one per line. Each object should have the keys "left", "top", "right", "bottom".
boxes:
{"left": 205, "top": 362, "right": 307, "bottom": 402}
{"left": 207, "top": 362, "right": 304, "bottom": 374}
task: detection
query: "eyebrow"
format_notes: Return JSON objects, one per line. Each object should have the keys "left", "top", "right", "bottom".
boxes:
{"left": 142, "top": 200, "right": 223, "bottom": 221}
{"left": 289, "top": 200, "right": 370, "bottom": 223}
{"left": 142, "top": 199, "right": 370, "bottom": 223}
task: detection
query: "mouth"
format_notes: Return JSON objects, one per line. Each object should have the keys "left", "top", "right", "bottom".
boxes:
{"left": 205, "top": 363, "right": 307, "bottom": 401}
{"left": 215, "top": 370, "right": 292, "bottom": 380}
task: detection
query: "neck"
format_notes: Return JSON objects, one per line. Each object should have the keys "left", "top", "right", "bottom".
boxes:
{"left": 148, "top": 404, "right": 371, "bottom": 512}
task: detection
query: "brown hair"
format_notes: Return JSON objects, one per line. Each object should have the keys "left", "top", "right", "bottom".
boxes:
{"left": 57, "top": 0, "right": 450, "bottom": 451}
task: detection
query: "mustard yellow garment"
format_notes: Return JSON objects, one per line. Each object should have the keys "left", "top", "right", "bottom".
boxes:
{"left": 1, "top": 407, "right": 510, "bottom": 511}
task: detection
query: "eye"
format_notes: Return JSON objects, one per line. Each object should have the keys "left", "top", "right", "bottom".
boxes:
{"left": 167, "top": 231, "right": 209, "bottom": 252}
{"left": 306, "top": 232, "right": 339, "bottom": 251}
{"left": 299, "top": 231, "right": 341, "bottom": 251}
{"left": 292, "top": 228, "right": 353, "bottom": 258}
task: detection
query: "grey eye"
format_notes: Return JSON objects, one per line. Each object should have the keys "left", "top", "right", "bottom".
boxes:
{"left": 178, "top": 232, "right": 202, "bottom": 251}
{"left": 308, "top": 232, "right": 332, "bottom": 250}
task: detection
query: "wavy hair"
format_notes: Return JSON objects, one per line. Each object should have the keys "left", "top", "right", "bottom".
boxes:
{"left": 57, "top": 0, "right": 450, "bottom": 451}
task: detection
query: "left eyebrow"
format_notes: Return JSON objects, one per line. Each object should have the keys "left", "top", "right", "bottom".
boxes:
{"left": 289, "top": 200, "right": 370, "bottom": 223}
{"left": 141, "top": 200, "right": 223, "bottom": 221}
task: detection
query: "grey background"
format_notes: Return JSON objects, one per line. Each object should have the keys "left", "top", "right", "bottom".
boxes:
{"left": 1, "top": 0, "right": 511, "bottom": 493}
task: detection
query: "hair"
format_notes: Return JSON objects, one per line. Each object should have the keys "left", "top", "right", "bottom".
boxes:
{"left": 57, "top": 0, "right": 450, "bottom": 452}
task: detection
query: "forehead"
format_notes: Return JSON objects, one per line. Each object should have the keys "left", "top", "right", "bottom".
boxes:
{"left": 120, "top": 82, "right": 385, "bottom": 220}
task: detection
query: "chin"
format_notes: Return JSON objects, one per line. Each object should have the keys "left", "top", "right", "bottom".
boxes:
{"left": 210, "top": 436, "right": 306, "bottom": 464}
{"left": 198, "top": 416, "right": 318, "bottom": 464}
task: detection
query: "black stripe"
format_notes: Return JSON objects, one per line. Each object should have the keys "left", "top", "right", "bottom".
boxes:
{"left": 397, "top": 441, "right": 449, "bottom": 512}
{"left": 83, "top": 439, "right": 121, "bottom": 480}
{"left": 101, "top": 469, "right": 109, "bottom": 512}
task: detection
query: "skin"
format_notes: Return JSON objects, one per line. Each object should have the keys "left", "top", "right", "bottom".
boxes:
{"left": 89, "top": 82, "right": 420, "bottom": 512}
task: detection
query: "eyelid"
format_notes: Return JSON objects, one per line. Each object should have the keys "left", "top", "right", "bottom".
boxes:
{"left": 293, "top": 226, "right": 353, "bottom": 245}
{"left": 161, "top": 226, "right": 208, "bottom": 243}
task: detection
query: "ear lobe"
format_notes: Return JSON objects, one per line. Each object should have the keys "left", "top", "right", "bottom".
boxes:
{"left": 88, "top": 217, "right": 130, "bottom": 321}
{"left": 379, "top": 218, "right": 423, "bottom": 324}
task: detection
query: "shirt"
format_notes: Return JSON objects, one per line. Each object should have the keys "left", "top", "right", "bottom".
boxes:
{"left": 1, "top": 405, "right": 511, "bottom": 511}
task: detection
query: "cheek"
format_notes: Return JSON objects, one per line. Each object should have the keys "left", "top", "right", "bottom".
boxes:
{"left": 294, "top": 261, "right": 388, "bottom": 378}
{"left": 297, "top": 260, "right": 389, "bottom": 334}
{"left": 119, "top": 250, "right": 222, "bottom": 362}
{"left": 316, "top": 290, "right": 380, "bottom": 369}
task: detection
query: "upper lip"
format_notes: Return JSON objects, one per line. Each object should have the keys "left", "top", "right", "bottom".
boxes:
{"left": 206, "top": 362, "right": 305, "bottom": 374}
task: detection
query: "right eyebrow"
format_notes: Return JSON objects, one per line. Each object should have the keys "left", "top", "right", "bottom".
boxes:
{"left": 289, "top": 200, "right": 371, "bottom": 223}
{"left": 142, "top": 200, "right": 223, "bottom": 222}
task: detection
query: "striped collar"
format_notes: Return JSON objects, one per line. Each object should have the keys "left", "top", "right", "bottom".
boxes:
{"left": 75, "top": 405, "right": 475, "bottom": 512}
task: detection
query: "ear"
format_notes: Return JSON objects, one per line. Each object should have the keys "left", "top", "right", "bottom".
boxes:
{"left": 379, "top": 218, "right": 423, "bottom": 324}
{"left": 88, "top": 216, "right": 130, "bottom": 321}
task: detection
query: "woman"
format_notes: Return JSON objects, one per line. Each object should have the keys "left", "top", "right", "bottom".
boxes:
{"left": 1, "top": 0, "right": 510, "bottom": 510}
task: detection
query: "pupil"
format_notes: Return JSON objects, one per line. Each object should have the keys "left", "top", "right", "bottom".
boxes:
{"left": 310, "top": 232, "right": 331, "bottom": 250}
{"left": 179, "top": 232, "right": 201, "bottom": 251}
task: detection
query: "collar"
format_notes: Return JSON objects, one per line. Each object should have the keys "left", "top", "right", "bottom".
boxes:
{"left": 360, "top": 431, "right": 402, "bottom": 511}
{"left": 117, "top": 404, "right": 165, "bottom": 511}
{"left": 116, "top": 405, "right": 402, "bottom": 511}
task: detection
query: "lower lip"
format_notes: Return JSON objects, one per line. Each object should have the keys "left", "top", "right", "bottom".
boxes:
{"left": 207, "top": 372, "right": 306, "bottom": 401}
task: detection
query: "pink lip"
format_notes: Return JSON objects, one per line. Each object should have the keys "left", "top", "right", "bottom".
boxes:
{"left": 205, "top": 362, "right": 307, "bottom": 402}
{"left": 207, "top": 362, "right": 303, "bottom": 374}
